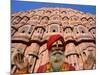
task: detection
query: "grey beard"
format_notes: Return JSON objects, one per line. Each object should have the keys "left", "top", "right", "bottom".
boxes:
{"left": 53, "top": 68, "right": 60, "bottom": 72}
{"left": 52, "top": 63, "right": 61, "bottom": 72}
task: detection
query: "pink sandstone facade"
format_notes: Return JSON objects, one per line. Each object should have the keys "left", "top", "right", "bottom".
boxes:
{"left": 11, "top": 7, "right": 96, "bottom": 73}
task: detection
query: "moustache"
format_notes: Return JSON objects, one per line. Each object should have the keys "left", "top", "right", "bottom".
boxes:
{"left": 53, "top": 51, "right": 63, "bottom": 55}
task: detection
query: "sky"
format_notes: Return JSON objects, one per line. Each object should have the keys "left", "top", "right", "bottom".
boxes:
{"left": 11, "top": 0, "right": 96, "bottom": 14}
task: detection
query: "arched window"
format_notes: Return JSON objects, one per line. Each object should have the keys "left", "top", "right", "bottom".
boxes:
{"left": 50, "top": 24, "right": 59, "bottom": 32}
{"left": 46, "top": 10, "right": 52, "bottom": 14}
{"left": 70, "top": 15, "right": 79, "bottom": 21}
{"left": 28, "top": 26, "right": 34, "bottom": 34}
{"left": 73, "top": 26, "right": 79, "bottom": 34}
{"left": 51, "top": 15, "right": 60, "bottom": 21}
{"left": 81, "top": 17, "right": 88, "bottom": 21}
{"left": 35, "top": 27, "right": 45, "bottom": 34}
{"left": 12, "top": 16, "right": 22, "bottom": 25}
{"left": 64, "top": 27, "right": 72, "bottom": 33}
{"left": 20, "top": 16, "right": 30, "bottom": 25}
{"left": 41, "top": 16, "right": 49, "bottom": 20}
{"left": 88, "top": 17, "right": 95, "bottom": 26}
{"left": 74, "top": 25, "right": 88, "bottom": 34}
{"left": 88, "top": 17, "right": 94, "bottom": 22}
{"left": 62, "top": 16, "right": 69, "bottom": 21}
{"left": 81, "top": 17, "right": 88, "bottom": 25}
{"left": 40, "top": 16, "right": 49, "bottom": 24}
{"left": 61, "top": 11, "right": 67, "bottom": 14}
{"left": 89, "top": 28, "right": 96, "bottom": 35}
{"left": 78, "top": 25, "right": 88, "bottom": 34}
{"left": 23, "top": 16, "right": 29, "bottom": 21}
{"left": 32, "top": 15, "right": 40, "bottom": 20}
{"left": 36, "top": 28, "right": 41, "bottom": 33}
{"left": 18, "top": 25, "right": 30, "bottom": 33}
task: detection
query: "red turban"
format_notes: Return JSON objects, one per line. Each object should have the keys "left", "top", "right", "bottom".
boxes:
{"left": 47, "top": 34, "right": 65, "bottom": 51}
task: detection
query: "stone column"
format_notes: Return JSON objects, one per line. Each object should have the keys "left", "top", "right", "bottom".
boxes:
{"left": 25, "top": 26, "right": 45, "bottom": 73}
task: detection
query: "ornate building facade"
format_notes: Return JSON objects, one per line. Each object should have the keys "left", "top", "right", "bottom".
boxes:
{"left": 11, "top": 7, "right": 96, "bottom": 73}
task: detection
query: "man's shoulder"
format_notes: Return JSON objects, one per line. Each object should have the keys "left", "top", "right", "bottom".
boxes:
{"left": 37, "top": 63, "right": 49, "bottom": 73}
{"left": 63, "top": 62, "right": 75, "bottom": 71}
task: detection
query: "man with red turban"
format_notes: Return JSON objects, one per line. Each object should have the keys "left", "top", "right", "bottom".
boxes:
{"left": 37, "top": 34, "right": 75, "bottom": 73}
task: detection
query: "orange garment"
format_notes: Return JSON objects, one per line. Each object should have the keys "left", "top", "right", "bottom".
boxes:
{"left": 37, "top": 62, "right": 75, "bottom": 73}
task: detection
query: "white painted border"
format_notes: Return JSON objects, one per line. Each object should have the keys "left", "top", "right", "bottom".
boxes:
{"left": 0, "top": 0, "right": 98, "bottom": 75}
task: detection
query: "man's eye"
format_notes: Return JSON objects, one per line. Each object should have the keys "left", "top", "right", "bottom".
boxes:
{"left": 52, "top": 45, "right": 56, "bottom": 48}
{"left": 58, "top": 44, "right": 63, "bottom": 47}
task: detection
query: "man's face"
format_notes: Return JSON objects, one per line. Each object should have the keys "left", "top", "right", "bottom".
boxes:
{"left": 49, "top": 40, "right": 65, "bottom": 70}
